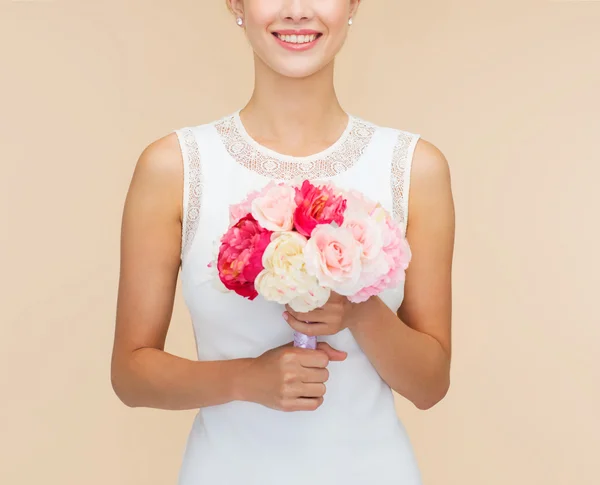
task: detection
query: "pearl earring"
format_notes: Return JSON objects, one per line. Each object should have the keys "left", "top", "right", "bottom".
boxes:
{"left": 236, "top": 17, "right": 243, "bottom": 26}
{"left": 348, "top": 18, "right": 353, "bottom": 26}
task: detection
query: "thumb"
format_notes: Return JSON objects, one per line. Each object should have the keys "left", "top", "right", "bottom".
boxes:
{"left": 317, "top": 342, "right": 348, "bottom": 361}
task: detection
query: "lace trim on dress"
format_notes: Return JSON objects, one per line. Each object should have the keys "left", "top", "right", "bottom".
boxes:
{"left": 214, "top": 113, "right": 376, "bottom": 180}
{"left": 391, "top": 131, "right": 419, "bottom": 235}
{"left": 177, "top": 128, "right": 203, "bottom": 261}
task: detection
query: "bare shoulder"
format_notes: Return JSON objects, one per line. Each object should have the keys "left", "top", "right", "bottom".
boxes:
{"left": 114, "top": 131, "right": 185, "bottom": 357}
{"left": 411, "top": 137, "right": 452, "bottom": 189}
{"left": 132, "top": 132, "right": 183, "bottom": 191}
{"left": 406, "top": 136, "right": 455, "bottom": 233}
{"left": 398, "top": 136, "right": 454, "bottom": 357}
{"left": 126, "top": 132, "right": 184, "bottom": 223}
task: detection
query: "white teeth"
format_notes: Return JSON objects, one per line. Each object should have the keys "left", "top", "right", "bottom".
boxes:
{"left": 276, "top": 33, "right": 318, "bottom": 44}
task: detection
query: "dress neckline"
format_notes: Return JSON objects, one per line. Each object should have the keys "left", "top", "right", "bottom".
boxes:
{"left": 214, "top": 110, "right": 377, "bottom": 181}
{"left": 231, "top": 109, "right": 356, "bottom": 164}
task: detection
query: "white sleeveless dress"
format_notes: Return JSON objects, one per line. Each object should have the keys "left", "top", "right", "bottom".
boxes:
{"left": 174, "top": 110, "right": 422, "bottom": 485}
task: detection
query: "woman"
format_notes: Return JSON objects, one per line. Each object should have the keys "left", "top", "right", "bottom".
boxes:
{"left": 111, "top": 1, "right": 455, "bottom": 483}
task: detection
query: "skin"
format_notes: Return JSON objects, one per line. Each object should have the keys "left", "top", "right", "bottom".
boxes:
{"left": 111, "top": 0, "right": 455, "bottom": 413}
{"left": 284, "top": 137, "right": 455, "bottom": 410}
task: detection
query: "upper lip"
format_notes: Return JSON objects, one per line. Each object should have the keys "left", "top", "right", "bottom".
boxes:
{"left": 272, "top": 29, "right": 321, "bottom": 36}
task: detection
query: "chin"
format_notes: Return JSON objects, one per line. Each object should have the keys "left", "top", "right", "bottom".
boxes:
{"left": 276, "top": 66, "right": 326, "bottom": 79}
{"left": 265, "top": 58, "right": 332, "bottom": 79}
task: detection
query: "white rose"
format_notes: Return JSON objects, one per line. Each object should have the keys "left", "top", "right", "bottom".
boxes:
{"left": 288, "top": 283, "right": 331, "bottom": 313}
{"left": 254, "top": 269, "right": 289, "bottom": 304}
{"left": 255, "top": 231, "right": 327, "bottom": 306}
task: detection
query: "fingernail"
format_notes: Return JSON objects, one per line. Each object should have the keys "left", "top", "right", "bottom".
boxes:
{"left": 282, "top": 312, "right": 288, "bottom": 320}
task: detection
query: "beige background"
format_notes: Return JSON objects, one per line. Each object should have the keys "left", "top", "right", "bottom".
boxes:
{"left": 1, "top": 0, "right": 599, "bottom": 484}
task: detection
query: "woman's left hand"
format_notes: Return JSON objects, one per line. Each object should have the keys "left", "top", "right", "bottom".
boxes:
{"left": 283, "top": 292, "right": 360, "bottom": 337}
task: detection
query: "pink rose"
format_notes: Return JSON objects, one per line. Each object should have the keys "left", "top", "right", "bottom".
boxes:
{"left": 293, "top": 180, "right": 347, "bottom": 237}
{"left": 348, "top": 216, "right": 411, "bottom": 303}
{"left": 304, "top": 224, "right": 362, "bottom": 296}
{"left": 343, "top": 216, "right": 389, "bottom": 285}
{"left": 344, "top": 217, "right": 384, "bottom": 264}
{"left": 228, "top": 182, "right": 280, "bottom": 225}
{"left": 343, "top": 189, "right": 380, "bottom": 216}
{"left": 217, "top": 214, "right": 273, "bottom": 300}
{"left": 251, "top": 183, "right": 297, "bottom": 231}
{"left": 229, "top": 189, "right": 261, "bottom": 225}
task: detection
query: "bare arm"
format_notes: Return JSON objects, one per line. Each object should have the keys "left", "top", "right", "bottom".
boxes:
{"left": 110, "top": 134, "right": 250, "bottom": 410}
{"left": 283, "top": 139, "right": 455, "bottom": 410}
{"left": 348, "top": 139, "right": 455, "bottom": 409}
{"left": 110, "top": 133, "right": 343, "bottom": 411}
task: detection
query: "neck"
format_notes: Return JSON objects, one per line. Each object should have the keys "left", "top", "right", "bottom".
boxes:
{"left": 240, "top": 56, "right": 348, "bottom": 146}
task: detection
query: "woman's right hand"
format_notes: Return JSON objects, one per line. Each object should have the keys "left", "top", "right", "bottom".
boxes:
{"left": 237, "top": 342, "right": 347, "bottom": 412}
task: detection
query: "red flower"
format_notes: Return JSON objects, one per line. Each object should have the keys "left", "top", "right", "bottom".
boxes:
{"left": 217, "top": 215, "right": 272, "bottom": 300}
{"left": 293, "top": 180, "right": 347, "bottom": 237}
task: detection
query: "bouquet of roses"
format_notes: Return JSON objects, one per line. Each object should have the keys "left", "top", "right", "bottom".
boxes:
{"left": 211, "top": 180, "right": 411, "bottom": 349}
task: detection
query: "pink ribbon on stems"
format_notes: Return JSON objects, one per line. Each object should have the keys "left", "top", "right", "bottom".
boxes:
{"left": 293, "top": 322, "right": 316, "bottom": 350}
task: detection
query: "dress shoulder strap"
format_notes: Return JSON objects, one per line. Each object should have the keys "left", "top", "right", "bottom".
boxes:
{"left": 390, "top": 129, "right": 421, "bottom": 236}
{"left": 174, "top": 126, "right": 203, "bottom": 262}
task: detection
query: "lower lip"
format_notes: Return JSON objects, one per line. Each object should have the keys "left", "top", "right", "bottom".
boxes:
{"left": 273, "top": 34, "right": 321, "bottom": 52}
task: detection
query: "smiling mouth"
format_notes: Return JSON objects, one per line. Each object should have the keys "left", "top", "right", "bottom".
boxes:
{"left": 272, "top": 32, "right": 323, "bottom": 45}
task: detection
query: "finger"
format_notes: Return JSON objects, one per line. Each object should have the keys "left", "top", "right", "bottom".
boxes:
{"left": 297, "top": 349, "right": 330, "bottom": 369}
{"left": 327, "top": 291, "right": 346, "bottom": 302}
{"left": 317, "top": 342, "right": 348, "bottom": 362}
{"left": 283, "top": 312, "right": 330, "bottom": 337}
{"left": 301, "top": 367, "right": 330, "bottom": 384}
{"left": 298, "top": 383, "right": 326, "bottom": 398}
{"left": 282, "top": 397, "right": 324, "bottom": 412}
{"left": 285, "top": 306, "right": 328, "bottom": 324}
